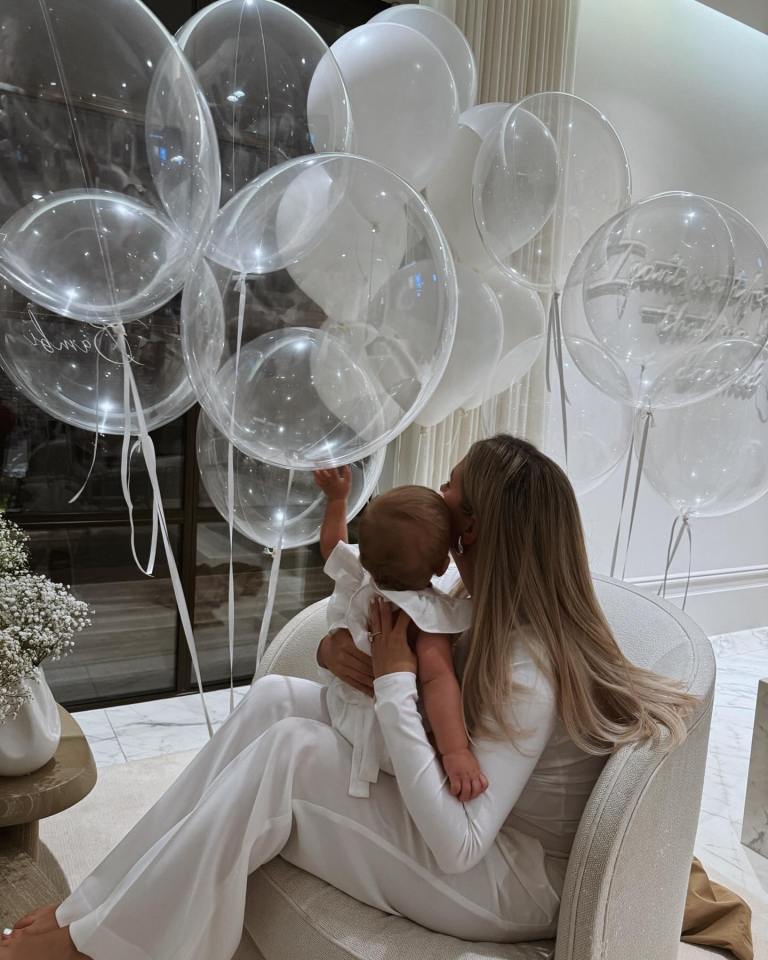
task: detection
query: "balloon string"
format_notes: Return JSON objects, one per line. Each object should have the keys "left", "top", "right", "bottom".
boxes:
{"left": 545, "top": 294, "right": 555, "bottom": 394}
{"left": 659, "top": 514, "right": 693, "bottom": 610}
{"left": 226, "top": 275, "right": 246, "bottom": 714}
{"left": 256, "top": 469, "right": 294, "bottom": 667}
{"left": 448, "top": 408, "right": 467, "bottom": 463}
{"left": 121, "top": 437, "right": 158, "bottom": 576}
{"left": 414, "top": 426, "right": 425, "bottom": 485}
{"left": 620, "top": 407, "right": 654, "bottom": 581}
{"left": 68, "top": 422, "right": 99, "bottom": 505}
{"left": 116, "top": 336, "right": 157, "bottom": 576}
{"left": 610, "top": 434, "right": 635, "bottom": 578}
{"left": 551, "top": 291, "right": 570, "bottom": 465}
{"left": 117, "top": 324, "right": 214, "bottom": 739}
{"left": 480, "top": 402, "right": 492, "bottom": 440}
{"left": 253, "top": 2, "right": 271, "bottom": 170}
{"left": 68, "top": 339, "right": 101, "bottom": 505}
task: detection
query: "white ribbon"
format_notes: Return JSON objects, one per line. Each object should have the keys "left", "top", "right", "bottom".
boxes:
{"left": 611, "top": 406, "right": 654, "bottom": 580}
{"left": 117, "top": 324, "right": 214, "bottom": 738}
{"left": 659, "top": 513, "right": 693, "bottom": 610}
{"left": 544, "top": 291, "right": 570, "bottom": 464}
{"left": 256, "top": 469, "right": 294, "bottom": 667}
{"left": 225, "top": 275, "right": 247, "bottom": 714}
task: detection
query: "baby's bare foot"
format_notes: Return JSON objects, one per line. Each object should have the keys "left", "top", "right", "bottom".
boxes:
{"left": 1, "top": 903, "right": 61, "bottom": 941}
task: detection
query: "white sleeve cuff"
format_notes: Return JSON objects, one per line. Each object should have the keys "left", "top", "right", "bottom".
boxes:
{"left": 373, "top": 671, "right": 418, "bottom": 704}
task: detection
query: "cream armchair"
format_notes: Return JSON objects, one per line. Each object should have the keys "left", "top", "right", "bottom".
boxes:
{"left": 237, "top": 575, "right": 715, "bottom": 960}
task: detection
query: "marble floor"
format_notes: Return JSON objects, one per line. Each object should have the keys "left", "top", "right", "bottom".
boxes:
{"left": 70, "top": 627, "right": 768, "bottom": 906}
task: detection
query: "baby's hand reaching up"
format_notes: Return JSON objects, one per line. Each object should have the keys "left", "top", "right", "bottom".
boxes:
{"left": 441, "top": 748, "right": 489, "bottom": 803}
{"left": 313, "top": 466, "right": 352, "bottom": 501}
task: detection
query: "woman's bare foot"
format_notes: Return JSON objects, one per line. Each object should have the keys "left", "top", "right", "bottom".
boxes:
{"left": 0, "top": 924, "right": 90, "bottom": 957}
{"left": 1, "top": 903, "right": 61, "bottom": 941}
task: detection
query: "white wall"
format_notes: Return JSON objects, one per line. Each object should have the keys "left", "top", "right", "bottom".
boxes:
{"left": 695, "top": 0, "right": 768, "bottom": 35}
{"left": 572, "top": 0, "right": 768, "bottom": 633}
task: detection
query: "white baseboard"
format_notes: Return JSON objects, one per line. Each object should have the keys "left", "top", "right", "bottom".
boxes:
{"left": 626, "top": 564, "right": 768, "bottom": 636}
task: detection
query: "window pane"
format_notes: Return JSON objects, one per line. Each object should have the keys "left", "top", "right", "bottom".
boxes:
{"left": 28, "top": 524, "right": 181, "bottom": 703}
{"left": 0, "top": 369, "right": 184, "bottom": 514}
{"left": 192, "top": 522, "right": 332, "bottom": 685}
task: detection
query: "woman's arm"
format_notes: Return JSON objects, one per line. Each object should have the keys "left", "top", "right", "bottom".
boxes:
{"left": 370, "top": 598, "right": 556, "bottom": 875}
{"left": 316, "top": 628, "right": 374, "bottom": 697}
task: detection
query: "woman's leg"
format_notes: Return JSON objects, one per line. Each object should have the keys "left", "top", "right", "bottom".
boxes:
{"left": 62, "top": 712, "right": 557, "bottom": 960}
{"left": 55, "top": 674, "right": 329, "bottom": 929}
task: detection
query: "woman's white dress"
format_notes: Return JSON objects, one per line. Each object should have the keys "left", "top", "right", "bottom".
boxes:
{"left": 320, "top": 540, "right": 473, "bottom": 798}
{"left": 54, "top": 626, "right": 607, "bottom": 960}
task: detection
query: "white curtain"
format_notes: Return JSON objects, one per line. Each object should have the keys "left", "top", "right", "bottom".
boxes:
{"left": 385, "top": 0, "right": 582, "bottom": 491}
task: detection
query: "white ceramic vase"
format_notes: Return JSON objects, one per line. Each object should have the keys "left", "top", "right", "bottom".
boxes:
{"left": 0, "top": 664, "right": 61, "bottom": 776}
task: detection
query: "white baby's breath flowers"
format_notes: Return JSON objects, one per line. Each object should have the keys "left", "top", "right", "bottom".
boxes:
{"left": 0, "top": 515, "right": 29, "bottom": 577}
{"left": 0, "top": 517, "right": 91, "bottom": 724}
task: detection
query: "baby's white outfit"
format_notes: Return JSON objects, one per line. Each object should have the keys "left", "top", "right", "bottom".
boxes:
{"left": 318, "top": 540, "right": 473, "bottom": 798}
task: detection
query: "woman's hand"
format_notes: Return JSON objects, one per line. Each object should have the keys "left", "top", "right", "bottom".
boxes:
{"left": 369, "top": 596, "right": 417, "bottom": 679}
{"left": 317, "top": 628, "right": 374, "bottom": 697}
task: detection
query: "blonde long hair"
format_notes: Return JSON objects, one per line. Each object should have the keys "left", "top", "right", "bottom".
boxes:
{"left": 459, "top": 435, "right": 702, "bottom": 756}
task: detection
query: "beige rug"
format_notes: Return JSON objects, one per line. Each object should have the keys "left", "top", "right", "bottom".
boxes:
{"left": 38, "top": 749, "right": 767, "bottom": 960}
{"left": 40, "top": 748, "right": 200, "bottom": 891}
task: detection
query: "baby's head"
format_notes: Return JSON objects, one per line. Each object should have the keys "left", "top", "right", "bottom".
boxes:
{"left": 358, "top": 485, "right": 451, "bottom": 592}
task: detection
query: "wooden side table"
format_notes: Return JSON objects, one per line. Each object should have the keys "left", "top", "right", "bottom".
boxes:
{"left": 0, "top": 704, "right": 97, "bottom": 877}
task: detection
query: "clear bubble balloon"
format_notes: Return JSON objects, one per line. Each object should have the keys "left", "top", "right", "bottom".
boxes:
{"left": 462, "top": 265, "right": 546, "bottom": 406}
{"left": 308, "top": 23, "right": 459, "bottom": 190}
{"left": 370, "top": 4, "right": 477, "bottom": 113}
{"left": 0, "top": 0, "right": 220, "bottom": 324}
{"left": 177, "top": 0, "right": 351, "bottom": 205}
{"left": 280, "top": 161, "right": 407, "bottom": 327}
{"left": 639, "top": 346, "right": 768, "bottom": 518}
{"left": 197, "top": 411, "right": 385, "bottom": 549}
{"left": 182, "top": 154, "right": 457, "bottom": 469}
{"left": 536, "top": 337, "right": 633, "bottom": 495}
{"left": 501, "top": 92, "right": 631, "bottom": 292}
{"left": 562, "top": 192, "right": 758, "bottom": 410}
{"left": 472, "top": 105, "right": 561, "bottom": 267}
{"left": 425, "top": 102, "right": 513, "bottom": 269}
{"left": 0, "top": 279, "right": 194, "bottom": 434}
{"left": 651, "top": 196, "right": 768, "bottom": 408}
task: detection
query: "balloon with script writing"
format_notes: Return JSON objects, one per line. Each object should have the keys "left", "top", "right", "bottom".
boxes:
{"left": 177, "top": 0, "right": 351, "bottom": 206}
{"left": 0, "top": 280, "right": 195, "bottom": 433}
{"left": 183, "top": 153, "right": 457, "bottom": 469}
{"left": 561, "top": 192, "right": 757, "bottom": 410}
{"left": 639, "top": 346, "right": 768, "bottom": 518}
{"left": 196, "top": 411, "right": 385, "bottom": 549}
{"left": 0, "top": 0, "right": 219, "bottom": 325}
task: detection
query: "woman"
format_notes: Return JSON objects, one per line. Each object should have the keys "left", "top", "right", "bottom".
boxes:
{"left": 2, "top": 435, "right": 701, "bottom": 960}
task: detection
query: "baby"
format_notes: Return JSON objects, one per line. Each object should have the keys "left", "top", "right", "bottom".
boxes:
{"left": 313, "top": 466, "right": 489, "bottom": 802}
